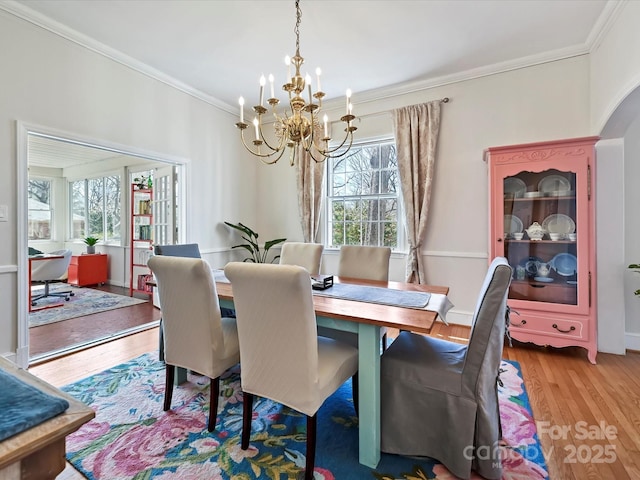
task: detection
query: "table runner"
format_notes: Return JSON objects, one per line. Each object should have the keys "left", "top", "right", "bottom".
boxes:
{"left": 0, "top": 369, "right": 70, "bottom": 441}
{"left": 213, "top": 269, "right": 453, "bottom": 323}
{"left": 312, "top": 283, "right": 430, "bottom": 308}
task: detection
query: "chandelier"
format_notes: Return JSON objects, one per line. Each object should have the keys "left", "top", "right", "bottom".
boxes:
{"left": 235, "top": 0, "right": 356, "bottom": 166}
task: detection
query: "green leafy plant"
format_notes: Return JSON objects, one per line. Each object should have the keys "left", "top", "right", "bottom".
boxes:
{"left": 224, "top": 221, "right": 286, "bottom": 263}
{"left": 83, "top": 236, "right": 99, "bottom": 246}
{"left": 629, "top": 264, "right": 640, "bottom": 296}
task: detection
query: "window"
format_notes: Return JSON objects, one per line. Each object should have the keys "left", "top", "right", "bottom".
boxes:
{"left": 28, "top": 179, "right": 53, "bottom": 240}
{"left": 326, "top": 139, "right": 401, "bottom": 248}
{"left": 70, "top": 175, "right": 122, "bottom": 243}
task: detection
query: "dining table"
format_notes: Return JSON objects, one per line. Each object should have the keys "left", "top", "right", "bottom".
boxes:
{"left": 213, "top": 272, "right": 451, "bottom": 468}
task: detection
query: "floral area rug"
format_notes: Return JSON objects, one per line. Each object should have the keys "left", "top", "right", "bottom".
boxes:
{"left": 29, "top": 284, "right": 146, "bottom": 327}
{"left": 61, "top": 353, "right": 548, "bottom": 479}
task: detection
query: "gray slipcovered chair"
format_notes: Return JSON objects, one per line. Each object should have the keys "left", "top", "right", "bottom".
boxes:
{"left": 30, "top": 249, "right": 74, "bottom": 305}
{"left": 224, "top": 262, "right": 359, "bottom": 480}
{"left": 380, "top": 256, "right": 512, "bottom": 480}
{"left": 148, "top": 255, "right": 240, "bottom": 432}
{"left": 279, "top": 242, "right": 324, "bottom": 275}
{"left": 320, "top": 245, "right": 392, "bottom": 350}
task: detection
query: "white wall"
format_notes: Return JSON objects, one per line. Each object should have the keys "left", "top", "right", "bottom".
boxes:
{"left": 591, "top": 0, "right": 640, "bottom": 135}
{"left": 623, "top": 115, "right": 640, "bottom": 348}
{"left": 0, "top": 10, "right": 255, "bottom": 358}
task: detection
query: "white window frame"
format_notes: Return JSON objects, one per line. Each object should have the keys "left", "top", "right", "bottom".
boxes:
{"left": 69, "top": 173, "right": 123, "bottom": 245}
{"left": 324, "top": 137, "right": 405, "bottom": 251}
{"left": 28, "top": 177, "right": 54, "bottom": 242}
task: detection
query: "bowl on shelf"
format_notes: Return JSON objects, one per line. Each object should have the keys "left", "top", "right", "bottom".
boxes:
{"left": 512, "top": 232, "right": 524, "bottom": 240}
{"left": 549, "top": 233, "right": 563, "bottom": 241}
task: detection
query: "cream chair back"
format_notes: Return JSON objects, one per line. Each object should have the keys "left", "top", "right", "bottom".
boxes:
{"left": 279, "top": 242, "right": 324, "bottom": 275}
{"left": 148, "top": 255, "right": 238, "bottom": 376}
{"left": 224, "top": 262, "right": 322, "bottom": 415}
{"left": 338, "top": 245, "right": 391, "bottom": 281}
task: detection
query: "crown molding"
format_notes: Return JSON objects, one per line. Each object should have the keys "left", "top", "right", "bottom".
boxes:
{"left": 1, "top": 0, "right": 622, "bottom": 114}
{"left": 0, "top": 0, "right": 237, "bottom": 114}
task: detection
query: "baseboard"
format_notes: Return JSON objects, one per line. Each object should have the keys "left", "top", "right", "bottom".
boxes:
{"left": 443, "top": 310, "right": 473, "bottom": 327}
{"left": 625, "top": 331, "right": 640, "bottom": 351}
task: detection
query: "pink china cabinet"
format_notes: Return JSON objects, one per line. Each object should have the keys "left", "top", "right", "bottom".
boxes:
{"left": 485, "top": 136, "right": 599, "bottom": 364}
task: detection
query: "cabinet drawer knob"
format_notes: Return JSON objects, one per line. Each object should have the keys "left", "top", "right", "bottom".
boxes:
{"left": 552, "top": 323, "right": 576, "bottom": 333}
{"left": 511, "top": 319, "right": 527, "bottom": 327}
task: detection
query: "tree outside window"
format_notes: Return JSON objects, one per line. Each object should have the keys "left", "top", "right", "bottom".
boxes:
{"left": 70, "top": 175, "right": 121, "bottom": 243}
{"left": 28, "top": 179, "right": 52, "bottom": 240}
{"left": 327, "top": 140, "right": 400, "bottom": 248}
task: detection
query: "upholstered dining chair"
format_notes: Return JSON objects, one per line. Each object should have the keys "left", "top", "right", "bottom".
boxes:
{"left": 322, "top": 245, "right": 392, "bottom": 350}
{"left": 279, "top": 242, "right": 324, "bottom": 275}
{"left": 154, "top": 243, "right": 201, "bottom": 258}
{"left": 224, "top": 262, "right": 359, "bottom": 480}
{"left": 30, "top": 249, "right": 74, "bottom": 305}
{"left": 153, "top": 242, "right": 234, "bottom": 361}
{"left": 148, "top": 255, "right": 240, "bottom": 432}
{"left": 379, "top": 257, "right": 512, "bottom": 480}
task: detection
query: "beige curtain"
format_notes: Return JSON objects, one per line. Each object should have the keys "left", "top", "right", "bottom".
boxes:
{"left": 392, "top": 100, "right": 442, "bottom": 283}
{"left": 295, "top": 143, "right": 325, "bottom": 243}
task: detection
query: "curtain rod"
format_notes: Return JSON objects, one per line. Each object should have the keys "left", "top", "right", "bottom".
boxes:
{"left": 352, "top": 97, "right": 450, "bottom": 121}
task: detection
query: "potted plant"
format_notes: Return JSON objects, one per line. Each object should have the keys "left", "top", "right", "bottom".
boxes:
{"left": 224, "top": 221, "right": 286, "bottom": 263}
{"left": 629, "top": 264, "right": 640, "bottom": 296}
{"left": 84, "top": 236, "right": 99, "bottom": 254}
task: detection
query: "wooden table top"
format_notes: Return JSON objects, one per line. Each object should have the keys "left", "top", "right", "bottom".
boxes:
{"left": 0, "top": 357, "right": 95, "bottom": 469}
{"left": 215, "top": 275, "right": 449, "bottom": 335}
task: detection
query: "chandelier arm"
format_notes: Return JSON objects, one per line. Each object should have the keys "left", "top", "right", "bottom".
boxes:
{"left": 239, "top": 129, "right": 287, "bottom": 164}
{"left": 311, "top": 128, "right": 356, "bottom": 156}
{"left": 257, "top": 119, "right": 288, "bottom": 152}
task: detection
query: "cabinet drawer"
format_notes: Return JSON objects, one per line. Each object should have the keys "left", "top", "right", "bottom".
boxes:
{"left": 509, "top": 281, "right": 577, "bottom": 305}
{"left": 509, "top": 311, "right": 586, "bottom": 340}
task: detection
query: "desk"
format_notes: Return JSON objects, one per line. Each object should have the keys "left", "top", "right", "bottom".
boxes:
{"left": 28, "top": 254, "right": 64, "bottom": 313}
{"left": 0, "top": 357, "right": 94, "bottom": 480}
{"left": 215, "top": 275, "right": 449, "bottom": 468}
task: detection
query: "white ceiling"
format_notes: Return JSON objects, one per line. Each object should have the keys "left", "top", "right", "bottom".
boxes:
{"left": 7, "top": 0, "right": 615, "bottom": 113}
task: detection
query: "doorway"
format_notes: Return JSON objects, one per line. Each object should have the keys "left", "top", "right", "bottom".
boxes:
{"left": 17, "top": 122, "right": 188, "bottom": 367}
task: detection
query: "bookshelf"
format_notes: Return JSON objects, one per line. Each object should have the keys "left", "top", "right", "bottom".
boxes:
{"left": 129, "top": 183, "right": 154, "bottom": 297}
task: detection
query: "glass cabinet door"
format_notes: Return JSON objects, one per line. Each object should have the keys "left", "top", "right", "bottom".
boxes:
{"left": 501, "top": 168, "right": 578, "bottom": 306}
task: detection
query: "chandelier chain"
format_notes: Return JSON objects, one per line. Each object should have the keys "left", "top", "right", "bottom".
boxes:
{"left": 294, "top": 0, "right": 301, "bottom": 55}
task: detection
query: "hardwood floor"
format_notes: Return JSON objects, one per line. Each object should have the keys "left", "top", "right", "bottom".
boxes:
{"left": 29, "top": 284, "right": 161, "bottom": 363}
{"left": 29, "top": 324, "right": 640, "bottom": 480}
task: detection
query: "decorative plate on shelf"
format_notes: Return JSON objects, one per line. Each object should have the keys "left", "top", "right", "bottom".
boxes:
{"left": 504, "top": 177, "right": 526, "bottom": 198}
{"left": 504, "top": 214, "right": 523, "bottom": 234}
{"left": 538, "top": 174, "right": 571, "bottom": 194}
{"left": 542, "top": 214, "right": 575, "bottom": 235}
{"left": 550, "top": 253, "right": 578, "bottom": 277}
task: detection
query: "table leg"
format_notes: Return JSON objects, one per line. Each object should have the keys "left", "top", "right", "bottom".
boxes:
{"left": 357, "top": 323, "right": 381, "bottom": 468}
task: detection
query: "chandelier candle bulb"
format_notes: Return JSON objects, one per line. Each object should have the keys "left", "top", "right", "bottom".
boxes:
{"left": 316, "top": 67, "right": 322, "bottom": 91}
{"left": 269, "top": 74, "right": 275, "bottom": 99}
{"left": 346, "top": 89, "right": 352, "bottom": 115}
{"left": 239, "top": 97, "right": 245, "bottom": 123}
{"left": 253, "top": 118, "right": 259, "bottom": 140}
{"left": 259, "top": 75, "right": 265, "bottom": 106}
{"left": 306, "top": 74, "right": 312, "bottom": 104}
